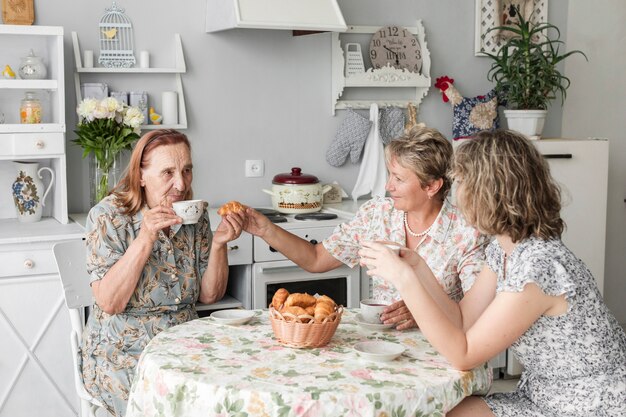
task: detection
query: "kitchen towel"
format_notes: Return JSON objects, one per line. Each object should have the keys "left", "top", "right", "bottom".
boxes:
{"left": 351, "top": 103, "right": 387, "bottom": 202}
{"left": 326, "top": 109, "right": 372, "bottom": 167}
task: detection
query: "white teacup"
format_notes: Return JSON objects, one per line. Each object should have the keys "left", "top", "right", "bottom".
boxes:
{"left": 172, "top": 199, "right": 204, "bottom": 224}
{"left": 360, "top": 299, "right": 390, "bottom": 324}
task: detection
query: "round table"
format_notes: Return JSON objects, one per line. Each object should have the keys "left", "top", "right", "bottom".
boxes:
{"left": 126, "top": 309, "right": 491, "bottom": 417}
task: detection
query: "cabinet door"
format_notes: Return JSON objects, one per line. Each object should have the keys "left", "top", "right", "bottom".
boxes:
{"left": 0, "top": 274, "right": 78, "bottom": 417}
{"left": 534, "top": 140, "right": 609, "bottom": 294}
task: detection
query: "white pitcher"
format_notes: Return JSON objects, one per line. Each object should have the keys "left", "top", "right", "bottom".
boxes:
{"left": 11, "top": 161, "right": 55, "bottom": 223}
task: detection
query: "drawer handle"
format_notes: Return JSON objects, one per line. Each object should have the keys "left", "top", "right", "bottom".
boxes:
{"left": 542, "top": 153, "right": 572, "bottom": 159}
{"left": 228, "top": 245, "right": 239, "bottom": 251}
{"left": 24, "top": 259, "right": 34, "bottom": 269}
{"left": 35, "top": 140, "right": 45, "bottom": 149}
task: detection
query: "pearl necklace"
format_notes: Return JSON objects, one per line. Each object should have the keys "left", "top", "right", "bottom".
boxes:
{"left": 403, "top": 211, "right": 434, "bottom": 238}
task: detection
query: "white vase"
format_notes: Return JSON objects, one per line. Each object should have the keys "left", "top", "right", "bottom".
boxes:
{"left": 504, "top": 109, "right": 548, "bottom": 140}
{"left": 11, "top": 161, "right": 55, "bottom": 223}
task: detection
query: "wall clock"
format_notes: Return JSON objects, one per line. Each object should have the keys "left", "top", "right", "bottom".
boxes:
{"left": 369, "top": 25, "right": 422, "bottom": 73}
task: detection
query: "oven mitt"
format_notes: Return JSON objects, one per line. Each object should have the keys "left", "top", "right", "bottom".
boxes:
{"left": 326, "top": 109, "right": 372, "bottom": 167}
{"left": 378, "top": 106, "right": 405, "bottom": 144}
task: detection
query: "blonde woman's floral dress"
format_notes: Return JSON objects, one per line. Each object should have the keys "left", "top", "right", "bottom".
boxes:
{"left": 81, "top": 196, "right": 212, "bottom": 417}
{"left": 323, "top": 196, "right": 489, "bottom": 303}
{"left": 484, "top": 238, "right": 626, "bottom": 417}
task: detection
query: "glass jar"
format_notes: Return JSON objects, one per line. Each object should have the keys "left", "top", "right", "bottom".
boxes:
{"left": 18, "top": 49, "right": 47, "bottom": 80}
{"left": 20, "top": 92, "right": 42, "bottom": 124}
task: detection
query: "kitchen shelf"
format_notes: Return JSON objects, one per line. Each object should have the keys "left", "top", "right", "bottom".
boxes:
{"left": 0, "top": 24, "right": 68, "bottom": 225}
{"left": 331, "top": 21, "right": 431, "bottom": 115}
{"left": 71, "top": 31, "right": 187, "bottom": 130}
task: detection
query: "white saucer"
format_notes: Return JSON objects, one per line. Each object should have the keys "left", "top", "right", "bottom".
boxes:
{"left": 354, "top": 341, "right": 405, "bottom": 362}
{"left": 354, "top": 313, "right": 395, "bottom": 331}
{"left": 210, "top": 309, "right": 255, "bottom": 325}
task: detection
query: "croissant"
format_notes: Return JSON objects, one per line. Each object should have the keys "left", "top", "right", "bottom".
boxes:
{"left": 314, "top": 301, "right": 335, "bottom": 323}
{"left": 305, "top": 306, "right": 316, "bottom": 316}
{"left": 280, "top": 305, "right": 311, "bottom": 322}
{"left": 217, "top": 200, "right": 248, "bottom": 216}
{"left": 284, "top": 293, "right": 317, "bottom": 309}
{"left": 271, "top": 288, "right": 289, "bottom": 310}
{"left": 316, "top": 295, "right": 336, "bottom": 307}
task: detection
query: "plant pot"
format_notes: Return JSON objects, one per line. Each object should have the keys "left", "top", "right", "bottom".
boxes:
{"left": 504, "top": 109, "right": 548, "bottom": 140}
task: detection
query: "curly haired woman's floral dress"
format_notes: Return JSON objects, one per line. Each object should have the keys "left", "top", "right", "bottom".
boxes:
{"left": 484, "top": 238, "right": 626, "bottom": 417}
{"left": 323, "top": 196, "right": 489, "bottom": 303}
{"left": 81, "top": 195, "right": 212, "bottom": 417}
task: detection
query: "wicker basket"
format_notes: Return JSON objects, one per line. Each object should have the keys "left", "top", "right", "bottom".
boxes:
{"left": 269, "top": 305, "right": 343, "bottom": 348}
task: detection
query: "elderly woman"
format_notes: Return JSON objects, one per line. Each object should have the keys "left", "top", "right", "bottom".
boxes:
{"left": 81, "top": 129, "right": 244, "bottom": 417}
{"left": 245, "top": 125, "right": 489, "bottom": 329}
{"left": 360, "top": 130, "right": 626, "bottom": 417}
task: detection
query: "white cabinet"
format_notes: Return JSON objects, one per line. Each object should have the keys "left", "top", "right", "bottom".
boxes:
{"left": 330, "top": 21, "right": 431, "bottom": 115}
{"left": 0, "top": 223, "right": 84, "bottom": 417}
{"left": 71, "top": 32, "right": 187, "bottom": 130}
{"left": 0, "top": 25, "right": 68, "bottom": 225}
{"left": 535, "top": 138, "right": 609, "bottom": 293}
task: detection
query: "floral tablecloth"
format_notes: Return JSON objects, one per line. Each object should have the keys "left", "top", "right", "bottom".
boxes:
{"left": 126, "top": 309, "right": 491, "bottom": 417}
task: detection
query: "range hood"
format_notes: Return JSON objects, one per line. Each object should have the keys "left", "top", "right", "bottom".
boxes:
{"left": 206, "top": 0, "right": 347, "bottom": 32}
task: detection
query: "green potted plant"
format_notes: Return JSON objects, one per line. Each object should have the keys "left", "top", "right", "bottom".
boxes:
{"left": 484, "top": 7, "right": 587, "bottom": 139}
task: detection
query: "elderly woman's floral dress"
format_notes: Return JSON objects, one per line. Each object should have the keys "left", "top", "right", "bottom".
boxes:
{"left": 323, "top": 196, "right": 489, "bottom": 303}
{"left": 484, "top": 238, "right": 626, "bottom": 417}
{"left": 80, "top": 195, "right": 212, "bottom": 417}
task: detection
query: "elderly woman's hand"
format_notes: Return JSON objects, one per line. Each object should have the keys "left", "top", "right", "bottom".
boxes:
{"left": 213, "top": 211, "right": 245, "bottom": 245}
{"left": 380, "top": 300, "right": 418, "bottom": 330}
{"left": 138, "top": 204, "right": 181, "bottom": 243}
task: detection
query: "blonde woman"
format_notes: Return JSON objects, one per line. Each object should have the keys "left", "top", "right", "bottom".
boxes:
{"left": 360, "top": 130, "right": 626, "bottom": 416}
{"left": 245, "top": 126, "right": 489, "bottom": 329}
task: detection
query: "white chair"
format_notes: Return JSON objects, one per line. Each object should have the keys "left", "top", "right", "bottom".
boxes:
{"left": 53, "top": 240, "right": 108, "bottom": 417}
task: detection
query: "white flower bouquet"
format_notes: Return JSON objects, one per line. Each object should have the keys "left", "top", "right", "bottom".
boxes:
{"left": 73, "top": 97, "right": 145, "bottom": 204}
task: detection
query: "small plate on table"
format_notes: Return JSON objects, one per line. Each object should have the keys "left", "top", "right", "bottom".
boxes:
{"left": 209, "top": 309, "right": 255, "bottom": 326}
{"left": 354, "top": 313, "right": 395, "bottom": 331}
{"left": 354, "top": 341, "right": 405, "bottom": 362}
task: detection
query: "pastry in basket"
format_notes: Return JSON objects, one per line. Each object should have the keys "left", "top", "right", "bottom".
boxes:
{"left": 217, "top": 200, "right": 248, "bottom": 216}
{"left": 314, "top": 299, "right": 335, "bottom": 323}
{"left": 281, "top": 305, "right": 308, "bottom": 318}
{"left": 284, "top": 293, "right": 317, "bottom": 309}
{"left": 271, "top": 288, "right": 289, "bottom": 310}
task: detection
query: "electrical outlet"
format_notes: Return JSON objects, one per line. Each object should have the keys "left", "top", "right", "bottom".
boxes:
{"left": 245, "top": 160, "right": 264, "bottom": 177}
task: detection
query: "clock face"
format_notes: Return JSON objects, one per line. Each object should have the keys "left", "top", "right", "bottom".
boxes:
{"left": 369, "top": 25, "right": 422, "bottom": 73}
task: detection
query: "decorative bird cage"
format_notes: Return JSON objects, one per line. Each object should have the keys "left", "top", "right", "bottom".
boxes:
{"left": 98, "top": 1, "right": 136, "bottom": 68}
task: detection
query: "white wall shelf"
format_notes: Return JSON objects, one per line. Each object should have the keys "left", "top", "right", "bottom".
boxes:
{"left": 0, "top": 24, "right": 68, "bottom": 225}
{"left": 331, "top": 21, "right": 431, "bottom": 115}
{"left": 71, "top": 31, "right": 187, "bottom": 130}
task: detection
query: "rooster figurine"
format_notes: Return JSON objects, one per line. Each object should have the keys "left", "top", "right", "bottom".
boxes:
{"left": 149, "top": 107, "right": 162, "bottom": 125}
{"left": 434, "top": 75, "right": 500, "bottom": 140}
{"left": 2, "top": 65, "right": 16, "bottom": 79}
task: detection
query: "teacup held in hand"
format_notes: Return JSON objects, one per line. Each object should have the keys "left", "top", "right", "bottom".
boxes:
{"left": 360, "top": 299, "right": 389, "bottom": 324}
{"left": 172, "top": 200, "right": 204, "bottom": 224}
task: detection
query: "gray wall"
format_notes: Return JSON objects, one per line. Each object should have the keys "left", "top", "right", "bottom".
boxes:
{"left": 31, "top": 0, "right": 566, "bottom": 212}
{"left": 562, "top": 1, "right": 626, "bottom": 324}
{"left": 34, "top": 0, "right": 626, "bottom": 324}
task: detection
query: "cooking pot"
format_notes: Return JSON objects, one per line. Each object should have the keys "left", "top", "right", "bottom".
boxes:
{"left": 262, "top": 167, "right": 332, "bottom": 214}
